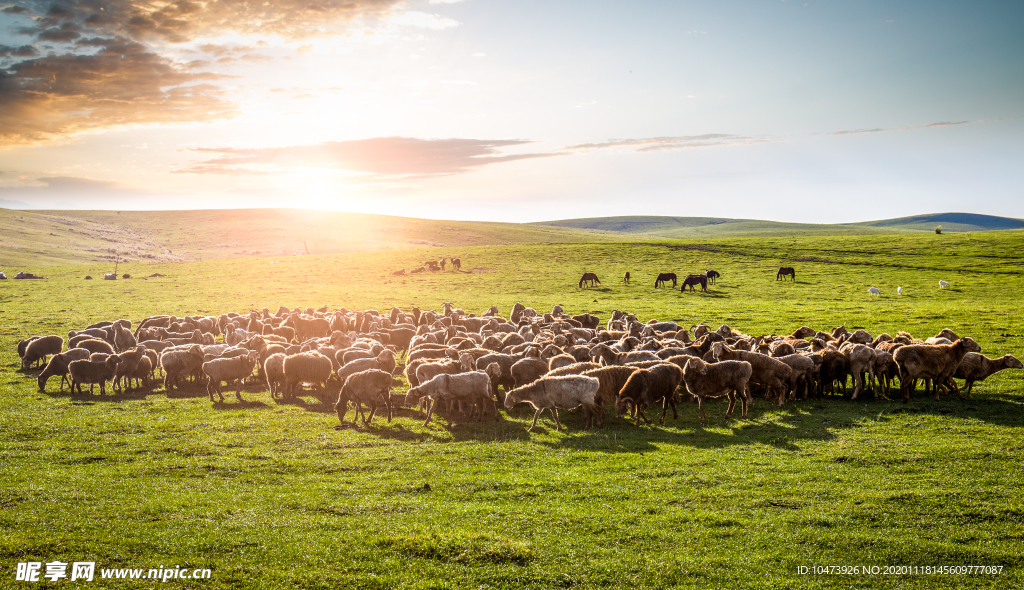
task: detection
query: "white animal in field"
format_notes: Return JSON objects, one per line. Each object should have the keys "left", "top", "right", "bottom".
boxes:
{"left": 939, "top": 280, "right": 950, "bottom": 289}
{"left": 868, "top": 287, "right": 881, "bottom": 297}
{"left": 898, "top": 286, "right": 903, "bottom": 296}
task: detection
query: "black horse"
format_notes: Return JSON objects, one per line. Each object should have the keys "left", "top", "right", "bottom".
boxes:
{"left": 654, "top": 272, "right": 677, "bottom": 288}
{"left": 776, "top": 267, "right": 796, "bottom": 281}
{"left": 705, "top": 269, "right": 720, "bottom": 284}
{"left": 681, "top": 274, "right": 707, "bottom": 292}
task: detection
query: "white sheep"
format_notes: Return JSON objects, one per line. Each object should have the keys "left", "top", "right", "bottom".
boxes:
{"left": 868, "top": 287, "right": 881, "bottom": 297}
{"left": 939, "top": 280, "right": 950, "bottom": 289}
{"left": 898, "top": 286, "right": 903, "bottom": 296}
{"left": 503, "top": 375, "right": 600, "bottom": 432}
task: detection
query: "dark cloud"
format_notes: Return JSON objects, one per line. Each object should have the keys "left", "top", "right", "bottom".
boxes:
{"left": 176, "top": 137, "right": 560, "bottom": 176}
{"left": 0, "top": 44, "right": 40, "bottom": 57}
{"left": 564, "top": 134, "right": 771, "bottom": 152}
{"left": 0, "top": 36, "right": 236, "bottom": 144}
{"left": 9, "top": 0, "right": 405, "bottom": 43}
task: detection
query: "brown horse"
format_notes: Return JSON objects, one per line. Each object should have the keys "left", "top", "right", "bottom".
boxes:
{"left": 654, "top": 273, "right": 677, "bottom": 288}
{"left": 623, "top": 272, "right": 631, "bottom": 285}
{"left": 705, "top": 270, "right": 720, "bottom": 284}
{"left": 777, "top": 267, "right": 796, "bottom": 281}
{"left": 681, "top": 274, "right": 707, "bottom": 292}
{"left": 578, "top": 272, "right": 601, "bottom": 288}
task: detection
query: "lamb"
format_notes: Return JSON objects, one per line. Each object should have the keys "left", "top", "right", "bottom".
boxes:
{"left": 283, "top": 351, "right": 334, "bottom": 399}
{"left": 614, "top": 363, "right": 684, "bottom": 426}
{"left": 21, "top": 335, "right": 64, "bottom": 370}
{"left": 951, "top": 353, "right": 1023, "bottom": 397}
{"left": 336, "top": 369, "right": 394, "bottom": 425}
{"left": 264, "top": 353, "right": 287, "bottom": 397}
{"left": 681, "top": 357, "right": 753, "bottom": 424}
{"left": 712, "top": 342, "right": 793, "bottom": 406}
{"left": 37, "top": 348, "right": 91, "bottom": 391}
{"left": 894, "top": 338, "right": 982, "bottom": 402}
{"left": 503, "top": 375, "right": 601, "bottom": 432}
{"left": 160, "top": 344, "right": 206, "bottom": 390}
{"left": 939, "top": 280, "right": 950, "bottom": 289}
{"left": 68, "top": 355, "right": 121, "bottom": 395}
{"left": 405, "top": 371, "right": 496, "bottom": 426}
{"left": 204, "top": 352, "right": 259, "bottom": 402}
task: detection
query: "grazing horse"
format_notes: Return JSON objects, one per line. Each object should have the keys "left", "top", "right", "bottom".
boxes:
{"left": 439, "top": 257, "right": 447, "bottom": 271}
{"left": 776, "top": 267, "right": 796, "bottom": 281}
{"left": 623, "top": 272, "right": 631, "bottom": 285}
{"left": 654, "top": 273, "right": 677, "bottom": 288}
{"left": 705, "top": 270, "right": 720, "bottom": 284}
{"left": 451, "top": 257, "right": 462, "bottom": 271}
{"left": 681, "top": 274, "right": 708, "bottom": 292}
{"left": 578, "top": 272, "right": 601, "bottom": 288}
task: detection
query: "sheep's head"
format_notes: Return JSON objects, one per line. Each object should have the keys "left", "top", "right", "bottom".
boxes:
{"left": 614, "top": 396, "right": 634, "bottom": 417}
{"left": 1004, "top": 355, "right": 1024, "bottom": 370}
{"left": 684, "top": 358, "right": 708, "bottom": 376}
{"left": 956, "top": 338, "right": 982, "bottom": 354}
{"left": 403, "top": 386, "right": 422, "bottom": 407}
{"left": 503, "top": 389, "right": 522, "bottom": 410}
{"left": 792, "top": 326, "right": 816, "bottom": 339}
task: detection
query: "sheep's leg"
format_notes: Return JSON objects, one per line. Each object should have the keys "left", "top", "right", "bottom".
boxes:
{"left": 697, "top": 396, "right": 707, "bottom": 424}
{"left": 851, "top": 372, "right": 862, "bottom": 401}
{"left": 725, "top": 393, "right": 736, "bottom": 419}
{"left": 551, "top": 408, "right": 562, "bottom": 431}
{"left": 423, "top": 398, "right": 440, "bottom": 426}
{"left": 739, "top": 390, "right": 749, "bottom": 419}
{"left": 528, "top": 408, "right": 543, "bottom": 432}
{"left": 364, "top": 405, "right": 377, "bottom": 426}
{"left": 658, "top": 399, "right": 670, "bottom": 425}
{"left": 236, "top": 379, "right": 245, "bottom": 403}
{"left": 966, "top": 380, "right": 975, "bottom": 397}
{"left": 383, "top": 396, "right": 393, "bottom": 422}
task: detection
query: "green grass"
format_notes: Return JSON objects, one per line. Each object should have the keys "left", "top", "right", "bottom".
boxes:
{"left": 2, "top": 231, "right": 1023, "bottom": 588}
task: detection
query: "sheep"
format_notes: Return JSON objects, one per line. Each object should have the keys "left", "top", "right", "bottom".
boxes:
{"left": 405, "top": 371, "right": 496, "bottom": 426}
{"left": 511, "top": 357, "right": 549, "bottom": 388}
{"left": 818, "top": 349, "right": 850, "bottom": 396}
{"left": 614, "top": 363, "right": 684, "bottom": 426}
{"left": 264, "top": 353, "right": 287, "bottom": 397}
{"left": 37, "top": 348, "right": 91, "bottom": 392}
{"left": 681, "top": 357, "right": 753, "bottom": 424}
{"left": 112, "top": 345, "right": 148, "bottom": 392}
{"left": 868, "top": 287, "right": 881, "bottom": 297}
{"left": 582, "top": 366, "right": 640, "bottom": 414}
{"left": 503, "top": 375, "right": 601, "bottom": 432}
{"left": 283, "top": 351, "right": 333, "bottom": 399}
{"left": 773, "top": 353, "right": 817, "bottom": 400}
{"left": 68, "top": 356, "right": 121, "bottom": 395}
{"left": 898, "top": 286, "right": 903, "bottom": 296}
{"left": 547, "top": 361, "right": 600, "bottom": 377}
{"left": 951, "top": 353, "right": 1023, "bottom": 397}
{"left": 160, "top": 344, "right": 205, "bottom": 390}
{"left": 839, "top": 343, "right": 877, "bottom": 400}
{"left": 204, "top": 352, "right": 259, "bottom": 402}
{"left": 711, "top": 342, "right": 793, "bottom": 406}
{"left": 17, "top": 336, "right": 40, "bottom": 364}
{"left": 112, "top": 321, "right": 137, "bottom": 353}
{"left": 939, "top": 280, "right": 950, "bottom": 289}
{"left": 592, "top": 343, "right": 660, "bottom": 366}
{"left": 414, "top": 358, "right": 463, "bottom": 388}
{"left": 128, "top": 356, "right": 153, "bottom": 389}
{"left": 21, "top": 335, "right": 64, "bottom": 370}
{"left": 894, "top": 338, "right": 982, "bottom": 402}
{"left": 335, "top": 369, "right": 394, "bottom": 425}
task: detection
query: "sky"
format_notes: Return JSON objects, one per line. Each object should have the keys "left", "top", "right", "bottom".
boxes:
{"left": 0, "top": 0, "right": 1021, "bottom": 223}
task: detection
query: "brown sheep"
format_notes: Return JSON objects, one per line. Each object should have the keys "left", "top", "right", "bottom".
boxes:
{"left": 68, "top": 356, "right": 121, "bottom": 395}
{"left": 951, "top": 353, "right": 1023, "bottom": 397}
{"left": 615, "top": 363, "right": 684, "bottom": 426}
{"left": 21, "top": 335, "right": 64, "bottom": 370}
{"left": 681, "top": 357, "right": 753, "bottom": 424}
{"left": 335, "top": 368, "right": 393, "bottom": 426}
{"left": 406, "top": 371, "right": 495, "bottom": 426}
{"left": 36, "top": 349, "right": 91, "bottom": 391}
{"left": 511, "top": 357, "right": 549, "bottom": 388}
{"left": 894, "top": 338, "right": 982, "bottom": 402}
{"left": 712, "top": 342, "right": 793, "bottom": 406}
{"left": 283, "top": 351, "right": 333, "bottom": 399}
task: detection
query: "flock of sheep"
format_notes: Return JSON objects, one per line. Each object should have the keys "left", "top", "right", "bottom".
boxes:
{"left": 15, "top": 301, "right": 1022, "bottom": 432}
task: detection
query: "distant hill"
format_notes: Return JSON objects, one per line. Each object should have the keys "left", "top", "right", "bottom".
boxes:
{"left": 533, "top": 212, "right": 1024, "bottom": 238}
{"left": 0, "top": 208, "right": 619, "bottom": 267}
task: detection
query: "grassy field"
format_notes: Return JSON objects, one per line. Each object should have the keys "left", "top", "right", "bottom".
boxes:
{"left": 2, "top": 231, "right": 1023, "bottom": 588}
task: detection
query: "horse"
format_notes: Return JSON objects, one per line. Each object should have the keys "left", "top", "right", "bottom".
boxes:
{"left": 439, "top": 257, "right": 447, "bottom": 271}
{"left": 578, "top": 272, "right": 601, "bottom": 288}
{"left": 654, "top": 273, "right": 677, "bottom": 288}
{"left": 623, "top": 272, "right": 630, "bottom": 285}
{"left": 705, "top": 270, "right": 720, "bottom": 284}
{"left": 681, "top": 274, "right": 707, "bottom": 292}
{"left": 451, "top": 258, "right": 462, "bottom": 271}
{"left": 776, "top": 267, "right": 796, "bottom": 281}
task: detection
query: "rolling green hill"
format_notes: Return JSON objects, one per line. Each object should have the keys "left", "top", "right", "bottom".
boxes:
{"left": 534, "top": 212, "right": 1024, "bottom": 238}
{"left": 0, "top": 208, "right": 621, "bottom": 268}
